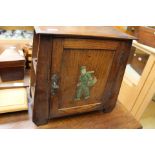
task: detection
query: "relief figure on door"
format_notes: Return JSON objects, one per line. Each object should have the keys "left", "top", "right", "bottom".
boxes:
{"left": 75, "top": 66, "right": 97, "bottom": 101}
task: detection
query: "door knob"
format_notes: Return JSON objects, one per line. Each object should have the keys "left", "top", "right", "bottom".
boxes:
{"left": 51, "top": 74, "right": 59, "bottom": 95}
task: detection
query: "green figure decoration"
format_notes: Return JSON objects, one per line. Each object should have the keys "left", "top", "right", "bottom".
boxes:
{"left": 75, "top": 66, "right": 97, "bottom": 101}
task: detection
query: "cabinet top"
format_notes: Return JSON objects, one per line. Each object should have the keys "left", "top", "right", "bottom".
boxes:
{"left": 34, "top": 26, "right": 136, "bottom": 40}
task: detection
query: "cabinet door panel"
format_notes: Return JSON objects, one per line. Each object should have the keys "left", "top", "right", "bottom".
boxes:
{"left": 50, "top": 38, "right": 119, "bottom": 118}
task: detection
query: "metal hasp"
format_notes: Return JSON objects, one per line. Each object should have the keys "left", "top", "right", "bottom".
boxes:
{"left": 51, "top": 74, "right": 59, "bottom": 95}
{"left": 75, "top": 66, "right": 97, "bottom": 101}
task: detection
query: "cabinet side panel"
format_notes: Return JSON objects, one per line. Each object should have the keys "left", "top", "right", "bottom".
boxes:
{"left": 32, "top": 35, "right": 52, "bottom": 125}
{"left": 102, "top": 40, "right": 132, "bottom": 112}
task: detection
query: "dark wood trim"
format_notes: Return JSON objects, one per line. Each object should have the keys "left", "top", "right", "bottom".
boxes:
{"left": 102, "top": 40, "right": 132, "bottom": 112}
{"left": 32, "top": 35, "right": 52, "bottom": 125}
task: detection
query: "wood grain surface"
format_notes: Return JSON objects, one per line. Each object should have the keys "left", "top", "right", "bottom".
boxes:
{"left": 31, "top": 27, "right": 135, "bottom": 125}
{"left": 0, "top": 103, "right": 142, "bottom": 129}
{"left": 50, "top": 39, "right": 117, "bottom": 118}
{"left": 35, "top": 26, "right": 136, "bottom": 40}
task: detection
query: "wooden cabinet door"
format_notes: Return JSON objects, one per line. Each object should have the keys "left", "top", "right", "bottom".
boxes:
{"left": 50, "top": 38, "right": 120, "bottom": 118}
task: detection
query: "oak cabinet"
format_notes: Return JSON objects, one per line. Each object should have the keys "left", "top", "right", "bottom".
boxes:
{"left": 30, "top": 26, "right": 135, "bottom": 125}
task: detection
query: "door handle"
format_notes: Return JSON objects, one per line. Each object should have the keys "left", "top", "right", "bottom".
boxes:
{"left": 51, "top": 74, "right": 59, "bottom": 95}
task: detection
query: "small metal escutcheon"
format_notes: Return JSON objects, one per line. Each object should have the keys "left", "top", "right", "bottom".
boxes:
{"left": 51, "top": 74, "right": 59, "bottom": 95}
